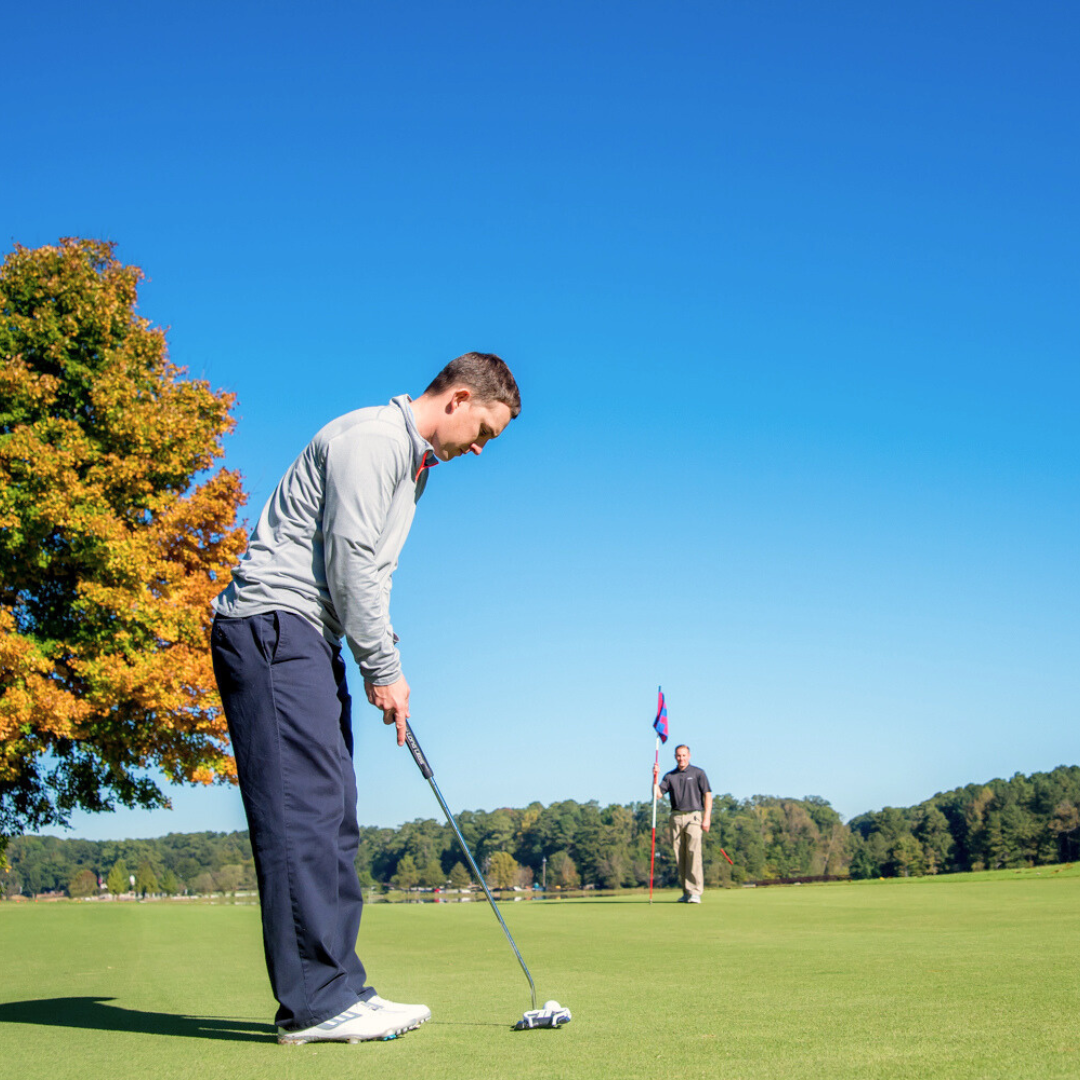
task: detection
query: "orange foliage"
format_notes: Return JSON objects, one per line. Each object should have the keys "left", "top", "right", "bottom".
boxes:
{"left": 0, "top": 239, "right": 247, "bottom": 833}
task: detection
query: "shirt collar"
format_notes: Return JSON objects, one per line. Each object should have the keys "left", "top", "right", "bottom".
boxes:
{"left": 391, "top": 394, "right": 439, "bottom": 480}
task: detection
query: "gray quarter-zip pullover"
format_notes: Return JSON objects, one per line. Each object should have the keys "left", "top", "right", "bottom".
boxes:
{"left": 213, "top": 395, "right": 437, "bottom": 684}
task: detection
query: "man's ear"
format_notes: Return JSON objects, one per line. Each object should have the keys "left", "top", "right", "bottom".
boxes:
{"left": 446, "top": 387, "right": 472, "bottom": 412}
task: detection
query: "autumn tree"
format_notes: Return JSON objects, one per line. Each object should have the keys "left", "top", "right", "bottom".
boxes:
{"left": 214, "top": 863, "right": 245, "bottom": 895}
{"left": 191, "top": 871, "right": 216, "bottom": 895}
{"left": 68, "top": 867, "right": 98, "bottom": 898}
{"left": 549, "top": 850, "right": 580, "bottom": 889}
{"left": 488, "top": 851, "right": 519, "bottom": 890}
{"left": 0, "top": 239, "right": 247, "bottom": 849}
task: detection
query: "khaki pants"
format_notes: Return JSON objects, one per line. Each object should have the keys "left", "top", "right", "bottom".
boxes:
{"left": 669, "top": 810, "right": 704, "bottom": 897}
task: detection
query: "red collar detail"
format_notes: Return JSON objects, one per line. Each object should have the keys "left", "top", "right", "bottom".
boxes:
{"left": 414, "top": 450, "right": 439, "bottom": 482}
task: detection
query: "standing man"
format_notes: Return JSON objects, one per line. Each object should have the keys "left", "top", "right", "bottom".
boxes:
{"left": 654, "top": 744, "right": 713, "bottom": 903}
{"left": 211, "top": 352, "right": 520, "bottom": 1044}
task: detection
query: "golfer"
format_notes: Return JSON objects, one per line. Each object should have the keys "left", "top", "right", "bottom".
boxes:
{"left": 210, "top": 353, "right": 520, "bottom": 1044}
{"left": 654, "top": 744, "right": 713, "bottom": 903}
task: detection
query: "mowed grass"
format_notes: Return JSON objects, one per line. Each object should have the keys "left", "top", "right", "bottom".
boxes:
{"left": 2, "top": 867, "right": 1079, "bottom": 1080}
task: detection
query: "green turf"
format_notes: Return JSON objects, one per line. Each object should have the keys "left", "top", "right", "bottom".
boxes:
{"left": 2, "top": 868, "right": 1078, "bottom": 1079}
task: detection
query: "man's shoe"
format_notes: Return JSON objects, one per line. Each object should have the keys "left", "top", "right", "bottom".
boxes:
{"left": 687, "top": 894, "right": 702, "bottom": 904}
{"left": 677, "top": 893, "right": 689, "bottom": 903}
{"left": 278, "top": 999, "right": 419, "bottom": 1044}
{"left": 367, "top": 994, "right": 431, "bottom": 1031}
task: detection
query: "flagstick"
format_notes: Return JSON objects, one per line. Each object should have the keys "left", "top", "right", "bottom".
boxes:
{"left": 649, "top": 733, "right": 660, "bottom": 904}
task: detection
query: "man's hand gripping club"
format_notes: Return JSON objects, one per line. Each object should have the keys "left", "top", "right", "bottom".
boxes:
{"left": 365, "top": 675, "right": 411, "bottom": 746}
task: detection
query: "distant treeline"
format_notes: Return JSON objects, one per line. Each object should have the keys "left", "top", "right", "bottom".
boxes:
{"left": 3, "top": 766, "right": 1077, "bottom": 898}
{"left": 848, "top": 765, "right": 1080, "bottom": 877}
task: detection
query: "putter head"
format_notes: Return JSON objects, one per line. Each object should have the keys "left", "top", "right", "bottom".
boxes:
{"left": 514, "top": 1001, "right": 572, "bottom": 1030}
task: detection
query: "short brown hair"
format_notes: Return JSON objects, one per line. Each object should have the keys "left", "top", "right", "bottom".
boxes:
{"left": 424, "top": 352, "right": 521, "bottom": 418}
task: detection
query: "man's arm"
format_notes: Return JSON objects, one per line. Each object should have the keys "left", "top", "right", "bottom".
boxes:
{"left": 654, "top": 771, "right": 668, "bottom": 803}
{"left": 323, "top": 424, "right": 412, "bottom": 743}
{"left": 702, "top": 790, "right": 713, "bottom": 833}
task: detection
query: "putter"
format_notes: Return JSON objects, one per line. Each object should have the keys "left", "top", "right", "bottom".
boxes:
{"left": 403, "top": 721, "right": 571, "bottom": 1030}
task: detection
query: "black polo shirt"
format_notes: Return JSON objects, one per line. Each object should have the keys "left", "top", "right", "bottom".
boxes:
{"left": 659, "top": 764, "right": 711, "bottom": 813}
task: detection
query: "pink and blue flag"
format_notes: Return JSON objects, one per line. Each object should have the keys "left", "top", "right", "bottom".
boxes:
{"left": 653, "top": 686, "right": 668, "bottom": 743}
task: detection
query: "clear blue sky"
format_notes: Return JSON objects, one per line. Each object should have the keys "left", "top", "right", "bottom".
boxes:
{"left": 6, "top": 1, "right": 1077, "bottom": 839}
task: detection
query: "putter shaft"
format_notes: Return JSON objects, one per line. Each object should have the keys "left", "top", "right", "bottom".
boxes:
{"left": 405, "top": 722, "right": 537, "bottom": 1011}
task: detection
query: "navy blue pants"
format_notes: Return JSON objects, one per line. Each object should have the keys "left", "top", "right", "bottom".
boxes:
{"left": 210, "top": 611, "right": 374, "bottom": 1030}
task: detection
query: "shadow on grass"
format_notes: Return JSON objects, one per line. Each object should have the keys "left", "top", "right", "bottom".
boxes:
{"left": 434, "top": 1020, "right": 508, "bottom": 1028}
{"left": 540, "top": 898, "right": 688, "bottom": 904}
{"left": 0, "top": 997, "right": 273, "bottom": 1042}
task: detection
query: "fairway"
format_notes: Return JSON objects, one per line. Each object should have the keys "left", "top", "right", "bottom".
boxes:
{"left": 2, "top": 870, "right": 1078, "bottom": 1080}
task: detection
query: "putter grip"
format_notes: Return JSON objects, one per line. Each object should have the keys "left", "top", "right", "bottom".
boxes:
{"left": 404, "top": 722, "right": 434, "bottom": 780}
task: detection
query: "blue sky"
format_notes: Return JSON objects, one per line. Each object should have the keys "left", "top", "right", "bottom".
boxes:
{"left": 6, "top": 1, "right": 1077, "bottom": 839}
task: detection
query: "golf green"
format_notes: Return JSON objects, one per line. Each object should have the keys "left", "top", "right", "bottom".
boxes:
{"left": 2, "top": 867, "right": 1078, "bottom": 1079}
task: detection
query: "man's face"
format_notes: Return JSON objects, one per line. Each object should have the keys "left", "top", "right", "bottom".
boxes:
{"left": 675, "top": 747, "right": 690, "bottom": 770}
{"left": 430, "top": 392, "right": 513, "bottom": 462}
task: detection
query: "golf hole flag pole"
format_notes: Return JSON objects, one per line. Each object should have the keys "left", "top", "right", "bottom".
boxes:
{"left": 649, "top": 686, "right": 669, "bottom": 903}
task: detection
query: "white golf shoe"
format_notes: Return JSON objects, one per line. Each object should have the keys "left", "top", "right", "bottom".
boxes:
{"left": 277, "top": 996, "right": 429, "bottom": 1044}
{"left": 367, "top": 994, "right": 432, "bottom": 1030}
